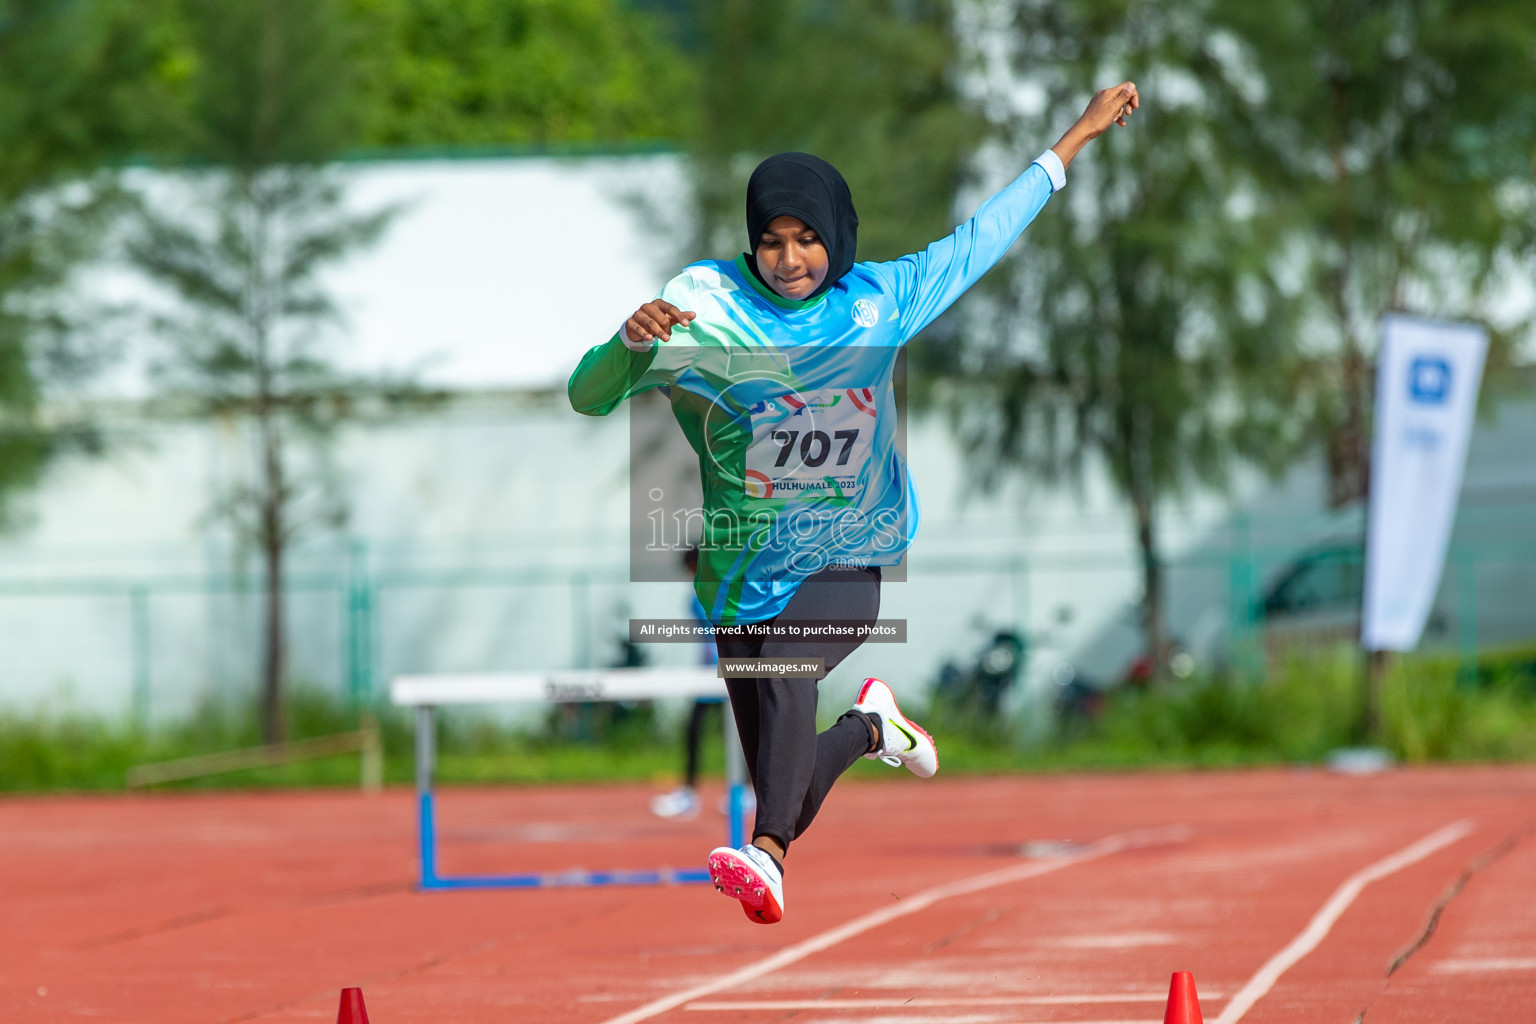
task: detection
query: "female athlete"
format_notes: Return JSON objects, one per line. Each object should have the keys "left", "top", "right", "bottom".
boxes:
{"left": 570, "top": 81, "right": 1138, "bottom": 924}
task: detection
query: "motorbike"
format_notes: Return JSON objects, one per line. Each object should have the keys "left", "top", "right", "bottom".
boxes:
{"left": 931, "top": 629, "right": 1027, "bottom": 724}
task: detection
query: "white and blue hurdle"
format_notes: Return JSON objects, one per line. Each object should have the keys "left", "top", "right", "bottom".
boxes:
{"left": 390, "top": 668, "right": 749, "bottom": 890}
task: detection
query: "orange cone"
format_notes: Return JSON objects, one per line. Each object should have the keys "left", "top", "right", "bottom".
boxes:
{"left": 337, "top": 987, "right": 370, "bottom": 1024}
{"left": 1163, "top": 971, "right": 1203, "bottom": 1024}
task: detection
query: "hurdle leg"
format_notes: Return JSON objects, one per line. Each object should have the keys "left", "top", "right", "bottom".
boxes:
{"left": 415, "top": 705, "right": 438, "bottom": 888}
{"left": 723, "top": 695, "right": 748, "bottom": 848}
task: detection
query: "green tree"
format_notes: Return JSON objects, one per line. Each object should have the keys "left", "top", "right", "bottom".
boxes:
{"left": 0, "top": 0, "right": 177, "bottom": 523}
{"left": 350, "top": 0, "right": 694, "bottom": 147}
{"left": 943, "top": 0, "right": 1306, "bottom": 675}
{"left": 1205, "top": 0, "right": 1536, "bottom": 507}
{"left": 129, "top": 0, "right": 393, "bottom": 743}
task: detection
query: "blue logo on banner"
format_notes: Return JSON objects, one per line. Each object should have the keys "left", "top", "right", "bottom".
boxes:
{"left": 1408, "top": 356, "right": 1451, "bottom": 404}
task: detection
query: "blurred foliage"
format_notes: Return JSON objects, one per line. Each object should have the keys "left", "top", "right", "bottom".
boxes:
{"left": 0, "top": 687, "right": 373, "bottom": 791}
{"left": 128, "top": 0, "right": 401, "bottom": 744}
{"left": 1382, "top": 652, "right": 1536, "bottom": 761}
{"left": 350, "top": 0, "right": 694, "bottom": 147}
{"left": 0, "top": 687, "right": 693, "bottom": 791}
{"left": 0, "top": 0, "right": 183, "bottom": 524}
{"left": 1052, "top": 652, "right": 1369, "bottom": 765}
{"left": 677, "top": 0, "right": 988, "bottom": 267}
{"left": 929, "top": 0, "right": 1536, "bottom": 675}
{"left": 110, "top": 0, "right": 692, "bottom": 742}
{"left": 0, "top": 0, "right": 695, "bottom": 537}
{"left": 926, "top": 646, "right": 1536, "bottom": 771}
{"left": 936, "top": 0, "right": 1313, "bottom": 677}
{"left": 160, "top": 0, "right": 363, "bottom": 167}
{"left": 0, "top": 0, "right": 179, "bottom": 193}
{"left": 1200, "top": 0, "right": 1536, "bottom": 506}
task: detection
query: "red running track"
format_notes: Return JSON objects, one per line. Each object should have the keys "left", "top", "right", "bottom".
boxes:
{"left": 2, "top": 767, "right": 1533, "bottom": 1024}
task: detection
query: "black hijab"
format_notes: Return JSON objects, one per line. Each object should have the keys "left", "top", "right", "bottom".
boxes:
{"left": 744, "top": 152, "right": 858, "bottom": 299}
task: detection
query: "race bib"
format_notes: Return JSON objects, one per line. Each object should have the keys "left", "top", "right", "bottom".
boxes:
{"left": 743, "top": 388, "right": 878, "bottom": 502}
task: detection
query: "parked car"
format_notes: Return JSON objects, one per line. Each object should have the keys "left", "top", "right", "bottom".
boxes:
{"left": 1195, "top": 539, "right": 1466, "bottom": 672}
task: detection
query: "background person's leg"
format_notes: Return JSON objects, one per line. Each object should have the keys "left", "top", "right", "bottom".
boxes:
{"left": 683, "top": 699, "right": 709, "bottom": 788}
{"left": 652, "top": 698, "right": 709, "bottom": 816}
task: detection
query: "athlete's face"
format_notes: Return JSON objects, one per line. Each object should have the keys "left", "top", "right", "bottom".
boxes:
{"left": 754, "top": 215, "right": 829, "bottom": 300}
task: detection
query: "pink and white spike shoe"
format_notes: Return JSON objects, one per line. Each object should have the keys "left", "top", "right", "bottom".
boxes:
{"left": 707, "top": 844, "right": 784, "bottom": 924}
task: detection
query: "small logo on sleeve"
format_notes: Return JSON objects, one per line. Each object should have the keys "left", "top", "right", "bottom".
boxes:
{"left": 852, "top": 298, "right": 879, "bottom": 328}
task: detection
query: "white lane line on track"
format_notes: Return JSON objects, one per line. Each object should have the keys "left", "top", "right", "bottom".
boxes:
{"left": 595, "top": 826, "right": 1190, "bottom": 1024}
{"left": 1215, "top": 819, "right": 1475, "bottom": 1024}
{"left": 731, "top": 1019, "right": 1156, "bottom": 1024}
{"left": 1431, "top": 957, "right": 1536, "bottom": 973}
{"left": 750, "top": 1020, "right": 1157, "bottom": 1024}
{"left": 685, "top": 992, "right": 1223, "bottom": 1009}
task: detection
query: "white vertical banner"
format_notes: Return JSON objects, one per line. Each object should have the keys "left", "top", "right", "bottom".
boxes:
{"left": 1362, "top": 314, "right": 1487, "bottom": 651}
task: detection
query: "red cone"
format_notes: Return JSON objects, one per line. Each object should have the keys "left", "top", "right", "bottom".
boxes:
{"left": 337, "top": 987, "right": 370, "bottom": 1024}
{"left": 1163, "top": 971, "right": 1203, "bottom": 1024}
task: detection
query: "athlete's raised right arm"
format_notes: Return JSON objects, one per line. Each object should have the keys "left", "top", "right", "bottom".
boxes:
{"left": 567, "top": 298, "right": 697, "bottom": 416}
{"left": 868, "top": 82, "right": 1139, "bottom": 344}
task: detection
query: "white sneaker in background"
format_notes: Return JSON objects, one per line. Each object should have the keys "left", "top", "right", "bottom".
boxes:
{"left": 650, "top": 786, "right": 700, "bottom": 819}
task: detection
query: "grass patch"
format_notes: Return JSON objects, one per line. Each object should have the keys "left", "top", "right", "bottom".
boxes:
{"left": 0, "top": 689, "right": 704, "bottom": 792}
{"left": 923, "top": 646, "right": 1536, "bottom": 772}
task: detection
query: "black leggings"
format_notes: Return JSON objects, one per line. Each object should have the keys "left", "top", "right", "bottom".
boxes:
{"left": 718, "top": 565, "right": 882, "bottom": 853}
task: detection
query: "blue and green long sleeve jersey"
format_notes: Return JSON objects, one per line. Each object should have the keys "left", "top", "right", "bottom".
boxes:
{"left": 570, "top": 152, "right": 1065, "bottom": 625}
